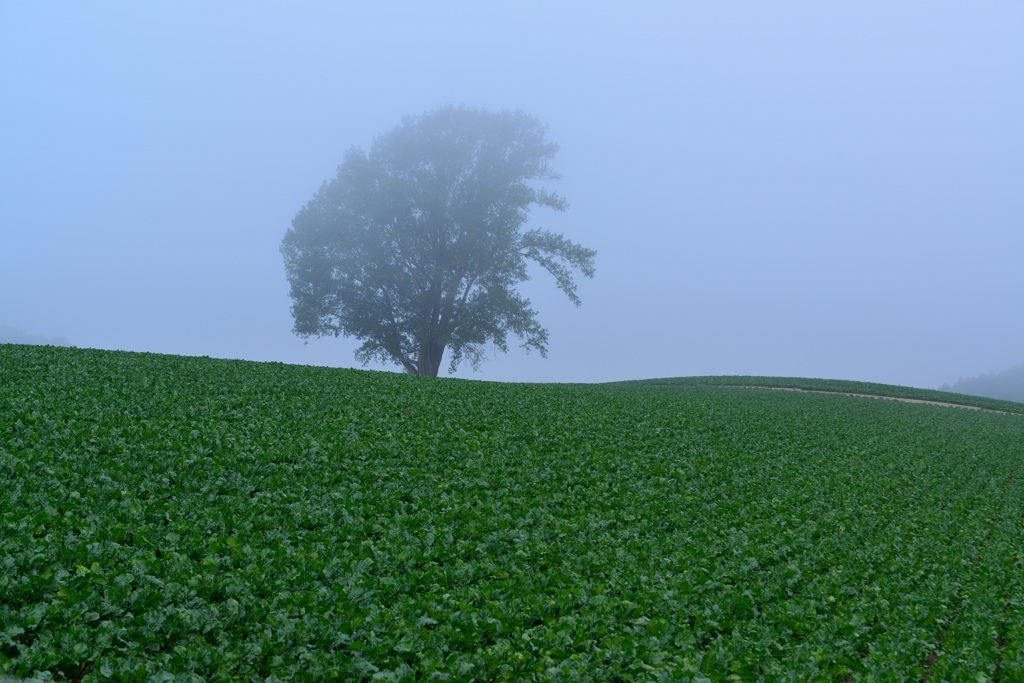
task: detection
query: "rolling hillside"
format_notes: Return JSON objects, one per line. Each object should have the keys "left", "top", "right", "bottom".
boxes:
{"left": 2, "top": 344, "right": 1022, "bottom": 681}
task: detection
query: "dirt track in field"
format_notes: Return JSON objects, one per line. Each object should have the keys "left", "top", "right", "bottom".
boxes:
{"left": 728, "top": 385, "right": 1019, "bottom": 415}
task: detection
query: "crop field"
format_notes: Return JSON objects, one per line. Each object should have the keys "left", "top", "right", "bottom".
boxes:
{"left": 2, "top": 344, "right": 1023, "bottom": 681}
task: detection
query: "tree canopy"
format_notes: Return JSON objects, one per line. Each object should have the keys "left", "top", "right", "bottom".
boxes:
{"left": 281, "top": 105, "right": 596, "bottom": 376}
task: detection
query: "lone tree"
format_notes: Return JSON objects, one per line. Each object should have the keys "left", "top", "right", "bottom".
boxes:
{"left": 281, "top": 105, "right": 596, "bottom": 376}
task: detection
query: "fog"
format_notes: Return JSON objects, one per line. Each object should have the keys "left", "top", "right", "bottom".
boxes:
{"left": 3, "top": 3, "right": 1022, "bottom": 388}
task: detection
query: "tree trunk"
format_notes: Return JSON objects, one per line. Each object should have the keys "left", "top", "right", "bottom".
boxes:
{"left": 416, "top": 338, "right": 445, "bottom": 377}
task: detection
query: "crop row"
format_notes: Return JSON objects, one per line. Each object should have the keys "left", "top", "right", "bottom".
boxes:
{"left": 1, "top": 345, "right": 1023, "bottom": 680}
{"left": 631, "top": 375, "right": 1024, "bottom": 414}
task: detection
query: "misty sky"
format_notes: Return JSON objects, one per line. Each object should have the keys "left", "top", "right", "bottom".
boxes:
{"left": 3, "top": 3, "right": 1022, "bottom": 388}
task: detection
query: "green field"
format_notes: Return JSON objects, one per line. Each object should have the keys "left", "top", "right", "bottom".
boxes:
{"left": 2, "top": 344, "right": 1023, "bottom": 681}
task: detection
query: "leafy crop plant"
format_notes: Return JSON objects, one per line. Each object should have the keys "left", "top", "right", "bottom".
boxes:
{"left": 1, "top": 344, "right": 1022, "bottom": 680}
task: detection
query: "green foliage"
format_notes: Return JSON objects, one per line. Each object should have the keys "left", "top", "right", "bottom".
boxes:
{"left": 942, "top": 363, "right": 1024, "bottom": 404}
{"left": 629, "top": 375, "right": 1024, "bottom": 414}
{"left": 2, "top": 344, "right": 1023, "bottom": 680}
{"left": 280, "top": 105, "right": 596, "bottom": 377}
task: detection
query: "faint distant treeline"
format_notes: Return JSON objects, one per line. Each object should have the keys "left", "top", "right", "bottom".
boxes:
{"left": 941, "top": 363, "right": 1024, "bottom": 404}
{"left": 0, "top": 325, "right": 71, "bottom": 347}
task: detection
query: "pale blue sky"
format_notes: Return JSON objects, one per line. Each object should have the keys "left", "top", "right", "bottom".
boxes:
{"left": 2, "top": 2, "right": 1022, "bottom": 387}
